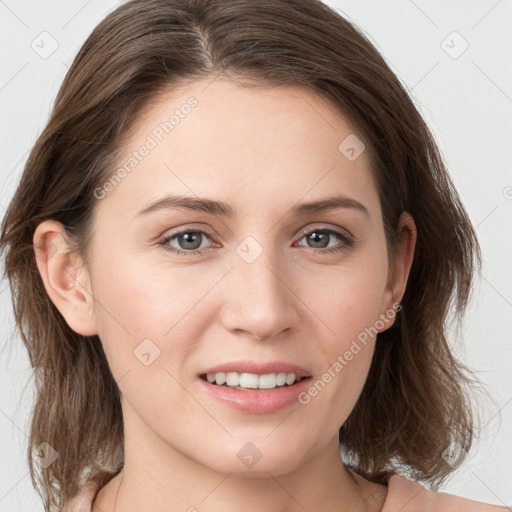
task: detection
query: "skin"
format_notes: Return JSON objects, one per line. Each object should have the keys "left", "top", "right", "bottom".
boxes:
{"left": 33, "top": 77, "right": 416, "bottom": 512}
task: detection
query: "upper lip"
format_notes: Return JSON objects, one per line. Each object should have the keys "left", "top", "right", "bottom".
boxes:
{"left": 200, "top": 360, "right": 312, "bottom": 378}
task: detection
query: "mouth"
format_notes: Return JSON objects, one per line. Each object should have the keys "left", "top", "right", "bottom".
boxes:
{"left": 197, "top": 362, "right": 313, "bottom": 414}
{"left": 199, "top": 371, "right": 311, "bottom": 391}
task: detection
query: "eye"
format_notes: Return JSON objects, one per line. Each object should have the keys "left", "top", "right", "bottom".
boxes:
{"left": 295, "top": 227, "right": 353, "bottom": 255}
{"left": 158, "top": 226, "right": 354, "bottom": 256}
{"left": 159, "top": 228, "right": 215, "bottom": 255}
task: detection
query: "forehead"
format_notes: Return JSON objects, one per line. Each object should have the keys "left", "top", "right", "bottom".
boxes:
{"left": 96, "top": 77, "right": 381, "bottom": 222}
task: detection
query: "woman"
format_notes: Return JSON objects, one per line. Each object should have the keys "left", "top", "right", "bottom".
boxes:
{"left": 0, "top": 0, "right": 507, "bottom": 511}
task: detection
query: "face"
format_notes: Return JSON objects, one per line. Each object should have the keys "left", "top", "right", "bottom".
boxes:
{"left": 37, "top": 77, "right": 415, "bottom": 477}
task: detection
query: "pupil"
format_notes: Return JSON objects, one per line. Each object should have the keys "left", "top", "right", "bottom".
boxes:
{"left": 181, "top": 232, "right": 201, "bottom": 250}
{"left": 309, "top": 231, "right": 328, "bottom": 248}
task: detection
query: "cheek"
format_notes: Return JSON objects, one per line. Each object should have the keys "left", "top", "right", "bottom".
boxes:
{"left": 301, "top": 248, "right": 388, "bottom": 344}
{"left": 296, "top": 246, "right": 388, "bottom": 415}
{"left": 89, "top": 247, "right": 212, "bottom": 382}
{"left": 89, "top": 255, "right": 205, "bottom": 435}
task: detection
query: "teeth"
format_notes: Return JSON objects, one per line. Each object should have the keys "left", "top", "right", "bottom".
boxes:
{"left": 239, "top": 373, "right": 259, "bottom": 389}
{"left": 226, "top": 372, "right": 240, "bottom": 386}
{"left": 285, "top": 373, "right": 296, "bottom": 385}
{"left": 204, "top": 372, "right": 303, "bottom": 389}
{"left": 276, "top": 372, "right": 287, "bottom": 386}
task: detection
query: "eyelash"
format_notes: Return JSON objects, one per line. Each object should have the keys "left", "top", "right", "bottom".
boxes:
{"left": 158, "top": 226, "right": 354, "bottom": 256}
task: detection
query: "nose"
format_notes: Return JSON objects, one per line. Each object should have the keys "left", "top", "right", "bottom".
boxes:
{"left": 219, "top": 247, "right": 300, "bottom": 341}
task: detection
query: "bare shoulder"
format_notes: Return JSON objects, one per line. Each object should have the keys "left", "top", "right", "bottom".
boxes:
{"left": 381, "top": 474, "right": 510, "bottom": 512}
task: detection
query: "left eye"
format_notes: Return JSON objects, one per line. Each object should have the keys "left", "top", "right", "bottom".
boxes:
{"left": 296, "top": 228, "right": 352, "bottom": 252}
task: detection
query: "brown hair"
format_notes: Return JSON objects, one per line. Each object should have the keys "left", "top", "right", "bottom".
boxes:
{"left": 0, "top": 0, "right": 494, "bottom": 510}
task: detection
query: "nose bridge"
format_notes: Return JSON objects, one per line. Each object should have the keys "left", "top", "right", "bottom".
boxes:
{"left": 220, "top": 234, "right": 298, "bottom": 339}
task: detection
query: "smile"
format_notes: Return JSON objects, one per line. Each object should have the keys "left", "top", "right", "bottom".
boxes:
{"left": 200, "top": 371, "right": 305, "bottom": 390}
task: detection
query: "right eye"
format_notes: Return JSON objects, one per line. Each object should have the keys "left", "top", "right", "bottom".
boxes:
{"left": 159, "top": 228, "right": 216, "bottom": 255}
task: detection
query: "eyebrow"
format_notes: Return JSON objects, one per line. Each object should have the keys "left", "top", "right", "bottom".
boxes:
{"left": 135, "top": 194, "right": 370, "bottom": 218}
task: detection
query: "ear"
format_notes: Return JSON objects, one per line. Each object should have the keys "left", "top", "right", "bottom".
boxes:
{"left": 33, "top": 219, "right": 98, "bottom": 336}
{"left": 378, "top": 211, "right": 417, "bottom": 332}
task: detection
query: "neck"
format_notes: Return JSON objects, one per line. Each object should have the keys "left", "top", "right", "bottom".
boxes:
{"left": 93, "top": 402, "right": 387, "bottom": 512}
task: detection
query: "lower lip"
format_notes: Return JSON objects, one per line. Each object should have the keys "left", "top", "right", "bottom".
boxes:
{"left": 198, "top": 376, "right": 312, "bottom": 414}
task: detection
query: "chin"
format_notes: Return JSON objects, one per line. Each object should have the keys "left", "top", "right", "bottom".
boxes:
{"left": 198, "top": 441, "right": 311, "bottom": 478}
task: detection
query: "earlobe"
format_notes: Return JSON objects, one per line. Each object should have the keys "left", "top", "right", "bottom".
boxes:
{"left": 33, "top": 219, "right": 98, "bottom": 336}
{"left": 379, "top": 211, "right": 417, "bottom": 331}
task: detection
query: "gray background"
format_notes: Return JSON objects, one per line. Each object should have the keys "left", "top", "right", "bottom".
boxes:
{"left": 1, "top": 0, "right": 511, "bottom": 510}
